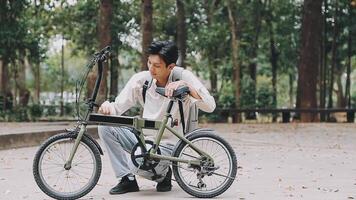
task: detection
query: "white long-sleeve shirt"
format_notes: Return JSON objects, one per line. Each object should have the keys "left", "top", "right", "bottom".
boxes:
{"left": 107, "top": 67, "right": 216, "bottom": 143}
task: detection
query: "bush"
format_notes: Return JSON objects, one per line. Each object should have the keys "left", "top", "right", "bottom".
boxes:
{"left": 240, "top": 76, "right": 256, "bottom": 109}
{"left": 256, "top": 84, "right": 275, "bottom": 108}
{"left": 29, "top": 104, "right": 43, "bottom": 121}
{"left": 64, "top": 103, "right": 74, "bottom": 116}
{"left": 0, "top": 110, "right": 5, "bottom": 121}
{"left": 46, "top": 106, "right": 57, "bottom": 116}
{"left": 15, "top": 107, "right": 29, "bottom": 121}
{"left": 218, "top": 81, "right": 235, "bottom": 109}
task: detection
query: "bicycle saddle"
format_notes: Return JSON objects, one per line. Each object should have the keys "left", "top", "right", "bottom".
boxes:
{"left": 156, "top": 85, "right": 190, "bottom": 99}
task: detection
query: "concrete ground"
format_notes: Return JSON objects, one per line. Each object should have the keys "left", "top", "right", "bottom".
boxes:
{"left": 0, "top": 123, "right": 356, "bottom": 199}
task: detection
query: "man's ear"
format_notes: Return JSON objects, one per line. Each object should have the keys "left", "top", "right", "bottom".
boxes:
{"left": 167, "top": 64, "right": 175, "bottom": 70}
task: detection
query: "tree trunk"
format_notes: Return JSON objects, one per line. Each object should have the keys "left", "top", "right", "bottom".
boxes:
{"left": 320, "top": 0, "right": 328, "bottom": 121}
{"left": 0, "top": 59, "right": 2, "bottom": 94}
{"left": 289, "top": 73, "right": 294, "bottom": 108}
{"left": 266, "top": 0, "right": 278, "bottom": 121}
{"left": 110, "top": 51, "right": 119, "bottom": 101}
{"left": 141, "top": 0, "right": 153, "bottom": 71}
{"left": 249, "top": 0, "right": 264, "bottom": 100}
{"left": 328, "top": 0, "right": 338, "bottom": 112}
{"left": 297, "top": 0, "right": 322, "bottom": 122}
{"left": 345, "top": 33, "right": 351, "bottom": 108}
{"left": 13, "top": 62, "right": 17, "bottom": 108}
{"left": 1, "top": 59, "right": 12, "bottom": 110}
{"left": 345, "top": 4, "right": 352, "bottom": 108}
{"left": 0, "top": 59, "right": 3, "bottom": 110}
{"left": 246, "top": 0, "right": 265, "bottom": 119}
{"left": 176, "top": 0, "right": 187, "bottom": 68}
{"left": 204, "top": 0, "right": 220, "bottom": 96}
{"left": 0, "top": 59, "right": 5, "bottom": 110}
{"left": 33, "top": 63, "right": 40, "bottom": 104}
{"left": 88, "top": 0, "right": 112, "bottom": 105}
{"left": 17, "top": 50, "right": 30, "bottom": 107}
{"left": 33, "top": 0, "right": 40, "bottom": 104}
{"left": 227, "top": 0, "right": 241, "bottom": 123}
{"left": 335, "top": 69, "right": 346, "bottom": 107}
{"left": 60, "top": 37, "right": 64, "bottom": 116}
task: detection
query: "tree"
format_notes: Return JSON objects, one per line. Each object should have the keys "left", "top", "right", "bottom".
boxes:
{"left": 266, "top": 0, "right": 278, "bottom": 121}
{"left": 246, "top": 0, "right": 266, "bottom": 113}
{"left": 297, "top": 0, "right": 323, "bottom": 122}
{"left": 96, "top": 0, "right": 113, "bottom": 104}
{"left": 176, "top": 0, "right": 187, "bottom": 68}
{"left": 141, "top": 0, "right": 153, "bottom": 71}
{"left": 0, "top": 1, "right": 42, "bottom": 109}
{"left": 227, "top": 0, "right": 241, "bottom": 122}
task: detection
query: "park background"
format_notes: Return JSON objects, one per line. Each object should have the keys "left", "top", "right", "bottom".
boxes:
{"left": 1, "top": 1, "right": 356, "bottom": 200}
{"left": 0, "top": 0, "right": 355, "bottom": 123}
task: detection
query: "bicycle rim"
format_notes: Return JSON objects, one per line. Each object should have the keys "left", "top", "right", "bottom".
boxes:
{"left": 38, "top": 137, "right": 97, "bottom": 198}
{"left": 176, "top": 137, "right": 233, "bottom": 194}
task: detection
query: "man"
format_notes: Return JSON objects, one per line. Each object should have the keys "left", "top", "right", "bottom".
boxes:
{"left": 98, "top": 41, "right": 215, "bottom": 195}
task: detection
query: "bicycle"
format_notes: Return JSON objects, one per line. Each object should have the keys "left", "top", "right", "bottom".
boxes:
{"left": 33, "top": 46, "right": 238, "bottom": 199}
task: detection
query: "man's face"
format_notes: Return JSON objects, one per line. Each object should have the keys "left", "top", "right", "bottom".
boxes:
{"left": 147, "top": 55, "right": 173, "bottom": 83}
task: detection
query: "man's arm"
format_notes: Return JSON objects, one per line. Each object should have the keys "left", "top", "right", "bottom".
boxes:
{"left": 165, "top": 70, "right": 216, "bottom": 113}
{"left": 98, "top": 72, "right": 143, "bottom": 115}
{"left": 164, "top": 80, "right": 201, "bottom": 99}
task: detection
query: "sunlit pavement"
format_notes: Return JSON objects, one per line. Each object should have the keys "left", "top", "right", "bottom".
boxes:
{"left": 1, "top": 123, "right": 356, "bottom": 199}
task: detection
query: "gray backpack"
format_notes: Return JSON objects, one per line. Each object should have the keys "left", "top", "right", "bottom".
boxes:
{"left": 142, "top": 67, "right": 198, "bottom": 134}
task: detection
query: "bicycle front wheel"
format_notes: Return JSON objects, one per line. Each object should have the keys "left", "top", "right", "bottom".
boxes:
{"left": 172, "top": 131, "right": 237, "bottom": 198}
{"left": 33, "top": 133, "right": 102, "bottom": 200}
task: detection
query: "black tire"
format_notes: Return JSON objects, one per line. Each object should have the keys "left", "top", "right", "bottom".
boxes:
{"left": 172, "top": 131, "right": 237, "bottom": 198}
{"left": 33, "top": 133, "right": 102, "bottom": 200}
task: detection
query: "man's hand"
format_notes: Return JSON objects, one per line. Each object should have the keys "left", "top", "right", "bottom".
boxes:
{"left": 165, "top": 80, "right": 202, "bottom": 100}
{"left": 165, "top": 80, "right": 187, "bottom": 97}
{"left": 98, "top": 101, "right": 114, "bottom": 115}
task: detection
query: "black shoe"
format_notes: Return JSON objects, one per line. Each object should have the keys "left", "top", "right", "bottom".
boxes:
{"left": 109, "top": 175, "right": 139, "bottom": 195}
{"left": 156, "top": 167, "right": 172, "bottom": 192}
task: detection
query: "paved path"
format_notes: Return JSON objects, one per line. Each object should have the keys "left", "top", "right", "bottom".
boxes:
{"left": 0, "top": 122, "right": 76, "bottom": 135}
{"left": 1, "top": 123, "right": 356, "bottom": 199}
{"left": 0, "top": 122, "right": 97, "bottom": 150}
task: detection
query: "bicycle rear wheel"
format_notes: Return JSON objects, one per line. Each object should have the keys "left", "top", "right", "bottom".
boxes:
{"left": 33, "top": 133, "right": 102, "bottom": 200}
{"left": 172, "top": 131, "right": 237, "bottom": 198}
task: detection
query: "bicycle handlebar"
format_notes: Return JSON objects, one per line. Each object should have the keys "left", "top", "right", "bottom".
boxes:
{"left": 93, "top": 46, "right": 111, "bottom": 63}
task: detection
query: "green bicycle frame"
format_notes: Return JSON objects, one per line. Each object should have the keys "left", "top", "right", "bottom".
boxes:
{"left": 86, "top": 100, "right": 214, "bottom": 167}
{"left": 148, "top": 113, "right": 213, "bottom": 166}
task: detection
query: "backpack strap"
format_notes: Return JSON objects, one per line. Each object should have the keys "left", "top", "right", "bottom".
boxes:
{"left": 142, "top": 80, "right": 149, "bottom": 104}
{"left": 172, "top": 66, "right": 186, "bottom": 134}
{"left": 178, "top": 100, "right": 186, "bottom": 135}
{"left": 142, "top": 78, "right": 153, "bottom": 104}
{"left": 142, "top": 67, "right": 188, "bottom": 134}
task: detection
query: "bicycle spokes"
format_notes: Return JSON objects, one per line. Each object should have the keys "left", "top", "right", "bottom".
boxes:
{"left": 38, "top": 138, "right": 97, "bottom": 195}
{"left": 176, "top": 137, "right": 234, "bottom": 193}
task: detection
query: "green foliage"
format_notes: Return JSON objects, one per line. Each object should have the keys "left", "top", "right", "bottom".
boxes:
{"left": 45, "top": 105, "right": 57, "bottom": 116}
{"left": 256, "top": 78, "right": 275, "bottom": 108}
{"left": 56, "top": 0, "right": 99, "bottom": 54}
{"left": 29, "top": 104, "right": 43, "bottom": 121}
{"left": 1, "top": 0, "right": 355, "bottom": 123}
{"left": 240, "top": 76, "right": 256, "bottom": 109}
{"left": 218, "top": 81, "right": 235, "bottom": 109}
{"left": 41, "top": 42, "right": 86, "bottom": 92}
{"left": 2, "top": 107, "right": 29, "bottom": 122}
{"left": 64, "top": 103, "right": 74, "bottom": 116}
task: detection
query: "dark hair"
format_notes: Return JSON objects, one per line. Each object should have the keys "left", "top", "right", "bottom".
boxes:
{"left": 147, "top": 41, "right": 178, "bottom": 66}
